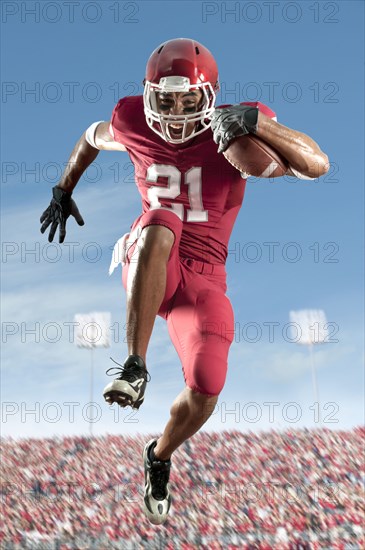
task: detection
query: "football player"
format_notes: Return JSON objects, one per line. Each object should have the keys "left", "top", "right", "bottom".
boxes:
{"left": 40, "top": 38, "right": 328, "bottom": 525}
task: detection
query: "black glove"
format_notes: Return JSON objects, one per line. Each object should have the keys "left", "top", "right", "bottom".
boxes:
{"left": 40, "top": 186, "right": 84, "bottom": 243}
{"left": 211, "top": 104, "right": 259, "bottom": 153}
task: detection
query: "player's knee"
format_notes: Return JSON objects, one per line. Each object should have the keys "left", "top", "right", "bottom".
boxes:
{"left": 188, "top": 374, "right": 226, "bottom": 398}
{"left": 139, "top": 224, "right": 175, "bottom": 259}
{"left": 188, "top": 351, "right": 228, "bottom": 396}
{"left": 190, "top": 382, "right": 224, "bottom": 398}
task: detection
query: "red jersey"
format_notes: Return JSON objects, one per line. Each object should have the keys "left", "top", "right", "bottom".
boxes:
{"left": 110, "top": 96, "right": 276, "bottom": 264}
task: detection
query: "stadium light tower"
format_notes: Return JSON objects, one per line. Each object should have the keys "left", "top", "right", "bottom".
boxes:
{"left": 74, "top": 312, "right": 111, "bottom": 435}
{"left": 289, "top": 309, "right": 328, "bottom": 426}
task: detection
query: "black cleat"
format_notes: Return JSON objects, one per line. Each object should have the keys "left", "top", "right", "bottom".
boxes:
{"left": 143, "top": 439, "right": 172, "bottom": 525}
{"left": 103, "top": 355, "right": 150, "bottom": 410}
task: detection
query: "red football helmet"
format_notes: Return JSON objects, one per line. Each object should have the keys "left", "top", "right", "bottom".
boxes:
{"left": 143, "top": 38, "right": 220, "bottom": 144}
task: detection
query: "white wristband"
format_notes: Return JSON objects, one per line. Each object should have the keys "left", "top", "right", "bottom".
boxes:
{"left": 85, "top": 121, "right": 104, "bottom": 149}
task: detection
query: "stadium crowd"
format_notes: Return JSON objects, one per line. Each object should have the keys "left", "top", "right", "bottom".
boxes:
{"left": 1, "top": 427, "right": 364, "bottom": 549}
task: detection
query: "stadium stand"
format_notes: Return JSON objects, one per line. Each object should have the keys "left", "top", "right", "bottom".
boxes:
{"left": 1, "top": 428, "right": 364, "bottom": 549}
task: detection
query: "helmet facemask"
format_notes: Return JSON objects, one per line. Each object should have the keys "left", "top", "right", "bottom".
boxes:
{"left": 143, "top": 76, "right": 217, "bottom": 144}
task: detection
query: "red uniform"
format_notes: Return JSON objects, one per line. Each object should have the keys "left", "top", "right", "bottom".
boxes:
{"left": 110, "top": 96, "right": 276, "bottom": 395}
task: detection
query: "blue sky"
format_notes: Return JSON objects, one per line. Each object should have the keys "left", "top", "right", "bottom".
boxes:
{"left": 1, "top": 1, "right": 364, "bottom": 438}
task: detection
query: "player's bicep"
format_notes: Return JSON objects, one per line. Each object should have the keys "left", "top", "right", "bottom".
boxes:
{"left": 94, "top": 122, "right": 127, "bottom": 152}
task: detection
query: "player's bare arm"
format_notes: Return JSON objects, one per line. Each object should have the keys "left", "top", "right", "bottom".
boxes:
{"left": 58, "top": 122, "right": 126, "bottom": 194}
{"left": 255, "top": 112, "right": 329, "bottom": 178}
{"left": 40, "top": 122, "right": 126, "bottom": 242}
{"left": 211, "top": 104, "right": 329, "bottom": 179}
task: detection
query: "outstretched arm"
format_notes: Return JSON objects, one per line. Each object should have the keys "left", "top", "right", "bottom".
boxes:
{"left": 256, "top": 113, "right": 329, "bottom": 178}
{"left": 40, "top": 122, "right": 127, "bottom": 242}
{"left": 58, "top": 122, "right": 126, "bottom": 193}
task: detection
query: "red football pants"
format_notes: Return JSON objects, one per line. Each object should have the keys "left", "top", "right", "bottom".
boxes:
{"left": 121, "top": 209, "right": 234, "bottom": 396}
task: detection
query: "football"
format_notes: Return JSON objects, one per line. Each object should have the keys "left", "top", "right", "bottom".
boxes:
{"left": 223, "top": 134, "right": 289, "bottom": 178}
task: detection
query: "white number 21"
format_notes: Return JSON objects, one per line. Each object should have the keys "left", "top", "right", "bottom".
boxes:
{"left": 146, "top": 164, "right": 208, "bottom": 222}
